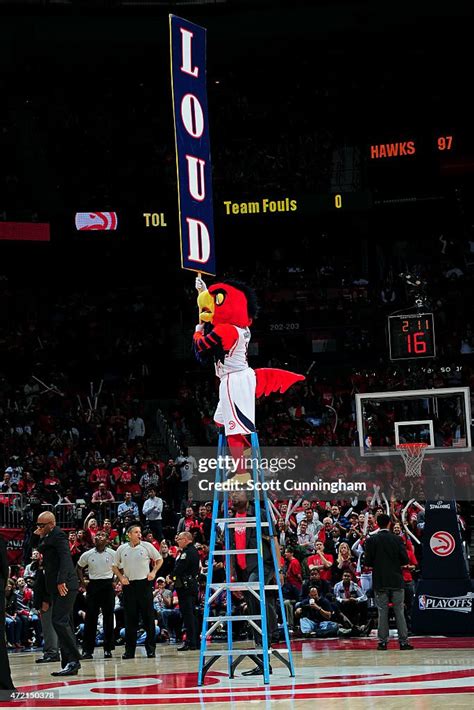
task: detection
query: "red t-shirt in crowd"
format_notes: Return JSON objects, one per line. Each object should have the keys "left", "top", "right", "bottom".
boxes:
{"left": 89, "top": 468, "right": 110, "bottom": 489}
{"left": 112, "top": 466, "right": 132, "bottom": 494}
{"left": 307, "top": 552, "right": 334, "bottom": 581}
{"left": 285, "top": 557, "right": 303, "bottom": 590}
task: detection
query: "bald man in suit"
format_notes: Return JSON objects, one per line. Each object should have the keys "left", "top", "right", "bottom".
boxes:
{"left": 35, "top": 512, "right": 81, "bottom": 676}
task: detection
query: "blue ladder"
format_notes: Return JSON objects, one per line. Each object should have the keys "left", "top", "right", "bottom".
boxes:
{"left": 198, "top": 431, "right": 295, "bottom": 685}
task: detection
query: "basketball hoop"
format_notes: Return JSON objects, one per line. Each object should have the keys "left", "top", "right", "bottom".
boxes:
{"left": 396, "top": 442, "right": 428, "bottom": 478}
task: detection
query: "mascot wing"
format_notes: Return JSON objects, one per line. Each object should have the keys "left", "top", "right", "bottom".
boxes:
{"left": 193, "top": 323, "right": 238, "bottom": 356}
{"left": 255, "top": 368, "right": 305, "bottom": 398}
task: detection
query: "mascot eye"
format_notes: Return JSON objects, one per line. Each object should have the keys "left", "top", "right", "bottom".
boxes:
{"left": 215, "top": 292, "right": 225, "bottom": 306}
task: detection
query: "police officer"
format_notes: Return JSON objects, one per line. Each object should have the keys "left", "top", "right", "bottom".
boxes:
{"left": 77, "top": 531, "right": 116, "bottom": 660}
{"left": 174, "top": 531, "right": 200, "bottom": 651}
{"left": 112, "top": 524, "right": 162, "bottom": 659}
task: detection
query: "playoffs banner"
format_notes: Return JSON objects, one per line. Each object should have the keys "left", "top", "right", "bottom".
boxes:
{"left": 411, "top": 499, "right": 474, "bottom": 634}
{"left": 170, "top": 15, "right": 216, "bottom": 276}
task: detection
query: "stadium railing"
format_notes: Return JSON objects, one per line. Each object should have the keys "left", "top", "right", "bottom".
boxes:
{"left": 0, "top": 493, "right": 25, "bottom": 527}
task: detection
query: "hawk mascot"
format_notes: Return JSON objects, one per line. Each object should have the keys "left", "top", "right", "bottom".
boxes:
{"left": 193, "top": 276, "right": 304, "bottom": 476}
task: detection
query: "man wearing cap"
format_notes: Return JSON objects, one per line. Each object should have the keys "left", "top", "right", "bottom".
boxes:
{"left": 34, "top": 512, "right": 81, "bottom": 676}
{"left": 112, "top": 525, "right": 162, "bottom": 659}
{"left": 77, "top": 531, "right": 116, "bottom": 660}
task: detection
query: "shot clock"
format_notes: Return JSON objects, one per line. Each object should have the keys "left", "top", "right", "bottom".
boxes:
{"left": 388, "top": 313, "right": 436, "bottom": 361}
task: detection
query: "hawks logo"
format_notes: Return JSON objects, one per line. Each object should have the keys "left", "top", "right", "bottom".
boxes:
{"left": 75, "top": 212, "right": 118, "bottom": 231}
{"left": 430, "top": 531, "right": 455, "bottom": 557}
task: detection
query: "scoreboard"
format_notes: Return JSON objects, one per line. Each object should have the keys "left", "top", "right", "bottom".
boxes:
{"left": 388, "top": 313, "right": 436, "bottom": 361}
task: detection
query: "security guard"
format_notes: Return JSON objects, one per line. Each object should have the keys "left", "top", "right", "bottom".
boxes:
{"left": 174, "top": 531, "right": 200, "bottom": 651}
{"left": 112, "top": 524, "right": 162, "bottom": 659}
{"left": 77, "top": 531, "right": 116, "bottom": 660}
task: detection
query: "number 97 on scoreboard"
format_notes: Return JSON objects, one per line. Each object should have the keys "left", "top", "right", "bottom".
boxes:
{"left": 388, "top": 313, "right": 436, "bottom": 360}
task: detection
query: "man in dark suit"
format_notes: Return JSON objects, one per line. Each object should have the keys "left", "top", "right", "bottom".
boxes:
{"left": 35, "top": 512, "right": 81, "bottom": 676}
{"left": 364, "top": 513, "right": 414, "bottom": 651}
{"left": 0, "top": 535, "right": 16, "bottom": 700}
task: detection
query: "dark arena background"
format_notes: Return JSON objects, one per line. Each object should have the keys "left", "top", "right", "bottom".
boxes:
{"left": 0, "top": 0, "right": 473, "bottom": 708}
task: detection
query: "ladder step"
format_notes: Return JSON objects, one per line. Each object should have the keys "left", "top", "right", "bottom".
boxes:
{"left": 213, "top": 549, "right": 258, "bottom": 555}
{"left": 205, "top": 615, "right": 261, "bottom": 622}
{"left": 210, "top": 582, "right": 278, "bottom": 590}
{"left": 215, "top": 517, "right": 269, "bottom": 527}
{"left": 202, "top": 649, "right": 289, "bottom": 657}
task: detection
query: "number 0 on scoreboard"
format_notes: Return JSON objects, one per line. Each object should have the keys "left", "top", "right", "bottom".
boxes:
{"left": 388, "top": 313, "right": 436, "bottom": 360}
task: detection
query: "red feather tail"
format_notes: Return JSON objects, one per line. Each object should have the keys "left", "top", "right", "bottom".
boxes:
{"left": 255, "top": 368, "right": 305, "bottom": 398}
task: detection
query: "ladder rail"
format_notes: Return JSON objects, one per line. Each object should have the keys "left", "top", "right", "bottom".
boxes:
{"left": 256, "top": 444, "right": 296, "bottom": 677}
{"left": 223, "top": 482, "right": 233, "bottom": 677}
{"left": 197, "top": 432, "right": 225, "bottom": 686}
{"left": 250, "top": 431, "right": 271, "bottom": 685}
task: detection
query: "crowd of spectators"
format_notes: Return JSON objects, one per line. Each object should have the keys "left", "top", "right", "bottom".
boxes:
{"left": 0, "top": 264, "right": 471, "bottom": 655}
{"left": 0, "top": 5, "right": 473, "bottom": 656}
{"left": 7, "top": 485, "right": 469, "bottom": 651}
{"left": 0, "top": 242, "right": 472, "bottom": 654}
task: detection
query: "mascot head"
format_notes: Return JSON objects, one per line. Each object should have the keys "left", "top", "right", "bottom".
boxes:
{"left": 197, "top": 279, "right": 258, "bottom": 328}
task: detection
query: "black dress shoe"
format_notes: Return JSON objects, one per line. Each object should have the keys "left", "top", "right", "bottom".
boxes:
{"left": 36, "top": 655, "right": 60, "bottom": 664}
{"left": 51, "top": 661, "right": 81, "bottom": 677}
{"left": 242, "top": 665, "right": 272, "bottom": 676}
{"left": 377, "top": 642, "right": 388, "bottom": 651}
{"left": 146, "top": 652, "right": 156, "bottom": 658}
{"left": 104, "top": 651, "right": 113, "bottom": 659}
{"left": 399, "top": 643, "right": 414, "bottom": 650}
{"left": 177, "top": 644, "right": 198, "bottom": 651}
{"left": 122, "top": 652, "right": 135, "bottom": 660}
{"left": 81, "top": 652, "right": 94, "bottom": 660}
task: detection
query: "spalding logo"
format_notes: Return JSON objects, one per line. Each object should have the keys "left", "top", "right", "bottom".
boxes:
{"left": 75, "top": 212, "right": 118, "bottom": 231}
{"left": 429, "top": 531, "right": 455, "bottom": 557}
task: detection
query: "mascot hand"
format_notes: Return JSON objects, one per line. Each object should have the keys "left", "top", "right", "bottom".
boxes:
{"left": 195, "top": 276, "right": 207, "bottom": 293}
{"left": 195, "top": 323, "right": 205, "bottom": 333}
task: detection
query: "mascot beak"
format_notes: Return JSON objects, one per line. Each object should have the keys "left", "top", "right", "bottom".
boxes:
{"left": 197, "top": 289, "right": 215, "bottom": 323}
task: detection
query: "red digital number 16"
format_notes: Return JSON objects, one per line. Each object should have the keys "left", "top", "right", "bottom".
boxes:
{"left": 407, "top": 331, "right": 427, "bottom": 354}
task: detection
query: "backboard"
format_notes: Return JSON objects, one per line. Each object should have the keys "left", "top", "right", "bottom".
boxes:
{"left": 355, "top": 386, "right": 472, "bottom": 457}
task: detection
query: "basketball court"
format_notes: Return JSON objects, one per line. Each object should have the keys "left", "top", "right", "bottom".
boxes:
{"left": 4, "top": 637, "right": 474, "bottom": 709}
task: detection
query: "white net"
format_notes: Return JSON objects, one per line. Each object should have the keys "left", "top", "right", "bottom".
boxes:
{"left": 396, "top": 442, "right": 428, "bottom": 478}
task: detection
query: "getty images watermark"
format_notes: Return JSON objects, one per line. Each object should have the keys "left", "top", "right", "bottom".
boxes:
{"left": 189, "top": 448, "right": 367, "bottom": 498}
